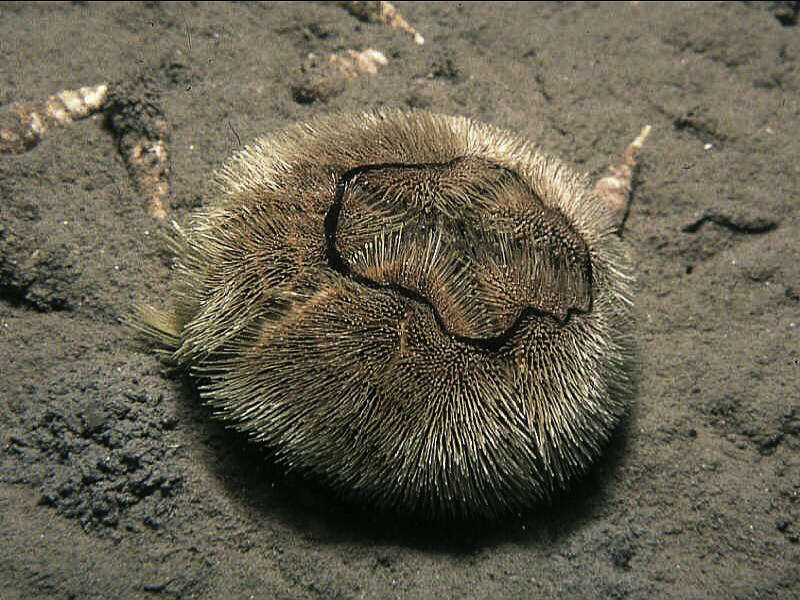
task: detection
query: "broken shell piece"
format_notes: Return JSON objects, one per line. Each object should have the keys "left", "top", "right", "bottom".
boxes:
{"left": 594, "top": 125, "right": 652, "bottom": 226}
{"left": 346, "top": 48, "right": 388, "bottom": 75}
{"left": 105, "top": 77, "right": 171, "bottom": 220}
{"left": 120, "top": 138, "right": 170, "bottom": 220}
{"left": 292, "top": 48, "right": 388, "bottom": 104}
{"left": 0, "top": 83, "right": 108, "bottom": 153}
{"left": 340, "top": 1, "right": 425, "bottom": 45}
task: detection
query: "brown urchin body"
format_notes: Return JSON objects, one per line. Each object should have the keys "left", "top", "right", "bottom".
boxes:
{"left": 135, "top": 109, "right": 636, "bottom": 519}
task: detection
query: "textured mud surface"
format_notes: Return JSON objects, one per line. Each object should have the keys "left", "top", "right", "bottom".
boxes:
{"left": 1, "top": 2, "right": 798, "bottom": 598}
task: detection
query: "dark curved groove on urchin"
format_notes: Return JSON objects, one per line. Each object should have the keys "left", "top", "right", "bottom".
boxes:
{"left": 324, "top": 158, "right": 594, "bottom": 353}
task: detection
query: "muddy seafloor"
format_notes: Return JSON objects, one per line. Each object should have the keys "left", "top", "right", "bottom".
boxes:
{"left": 1, "top": 2, "right": 798, "bottom": 598}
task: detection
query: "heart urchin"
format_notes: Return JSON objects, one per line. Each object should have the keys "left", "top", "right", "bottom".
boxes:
{"left": 134, "top": 109, "right": 638, "bottom": 519}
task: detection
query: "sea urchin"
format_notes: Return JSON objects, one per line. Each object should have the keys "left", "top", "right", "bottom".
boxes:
{"left": 134, "top": 109, "right": 637, "bottom": 519}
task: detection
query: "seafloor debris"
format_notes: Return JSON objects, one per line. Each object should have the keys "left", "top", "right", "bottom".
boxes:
{"left": 292, "top": 48, "right": 388, "bottom": 103}
{"left": 105, "top": 77, "right": 171, "bottom": 220}
{"left": 339, "top": 1, "right": 425, "bottom": 45}
{"left": 0, "top": 84, "right": 109, "bottom": 154}
{"left": 0, "top": 79, "right": 170, "bottom": 220}
{"left": 594, "top": 125, "right": 652, "bottom": 227}
{"left": 681, "top": 207, "right": 778, "bottom": 235}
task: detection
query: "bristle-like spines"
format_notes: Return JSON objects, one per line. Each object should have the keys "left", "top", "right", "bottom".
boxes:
{"left": 336, "top": 156, "right": 598, "bottom": 342}
{"left": 127, "top": 303, "right": 183, "bottom": 355}
{"left": 191, "top": 275, "right": 629, "bottom": 518}
{"left": 135, "top": 109, "right": 635, "bottom": 519}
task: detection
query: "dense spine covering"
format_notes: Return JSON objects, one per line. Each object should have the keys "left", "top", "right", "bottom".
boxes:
{"left": 135, "top": 109, "right": 635, "bottom": 519}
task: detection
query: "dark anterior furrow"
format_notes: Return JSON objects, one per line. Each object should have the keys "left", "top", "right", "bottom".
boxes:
{"left": 324, "top": 157, "right": 593, "bottom": 350}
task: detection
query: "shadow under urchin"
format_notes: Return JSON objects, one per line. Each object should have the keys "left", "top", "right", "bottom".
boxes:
{"left": 133, "top": 109, "right": 636, "bottom": 521}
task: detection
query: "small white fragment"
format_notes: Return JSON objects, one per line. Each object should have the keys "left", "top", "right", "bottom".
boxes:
{"left": 349, "top": 48, "right": 388, "bottom": 74}
{"left": 28, "top": 112, "right": 47, "bottom": 136}
{"left": 593, "top": 124, "right": 651, "bottom": 221}
{"left": 80, "top": 83, "right": 109, "bottom": 108}
{"left": 340, "top": 1, "right": 424, "bottom": 45}
{"left": 47, "top": 98, "right": 69, "bottom": 124}
{"left": 151, "top": 140, "right": 168, "bottom": 161}
{"left": 57, "top": 90, "right": 85, "bottom": 113}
